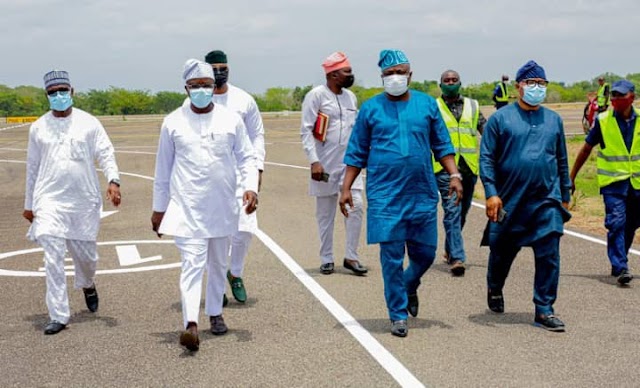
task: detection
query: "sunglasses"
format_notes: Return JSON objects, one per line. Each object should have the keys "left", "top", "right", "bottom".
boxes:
{"left": 46, "top": 87, "right": 71, "bottom": 96}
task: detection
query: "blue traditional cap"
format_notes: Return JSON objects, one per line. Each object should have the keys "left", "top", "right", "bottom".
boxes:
{"left": 43, "top": 70, "right": 70, "bottom": 89}
{"left": 515, "top": 60, "right": 547, "bottom": 82}
{"left": 378, "top": 49, "right": 409, "bottom": 70}
{"left": 611, "top": 80, "right": 635, "bottom": 94}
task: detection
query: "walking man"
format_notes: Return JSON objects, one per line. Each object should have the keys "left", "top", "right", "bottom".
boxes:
{"left": 571, "top": 79, "right": 639, "bottom": 285}
{"left": 24, "top": 70, "right": 121, "bottom": 335}
{"left": 492, "top": 74, "right": 510, "bottom": 109}
{"left": 480, "top": 60, "right": 572, "bottom": 332}
{"left": 434, "top": 69, "right": 486, "bottom": 276}
{"left": 301, "top": 51, "right": 367, "bottom": 275}
{"left": 152, "top": 59, "right": 258, "bottom": 351}
{"left": 203, "top": 50, "right": 266, "bottom": 304}
{"left": 340, "top": 49, "right": 462, "bottom": 337}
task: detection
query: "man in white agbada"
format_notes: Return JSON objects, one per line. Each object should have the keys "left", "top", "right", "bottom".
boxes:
{"left": 181, "top": 49, "right": 265, "bottom": 305}
{"left": 24, "top": 70, "right": 121, "bottom": 335}
{"left": 300, "top": 51, "right": 367, "bottom": 275}
{"left": 152, "top": 59, "right": 259, "bottom": 352}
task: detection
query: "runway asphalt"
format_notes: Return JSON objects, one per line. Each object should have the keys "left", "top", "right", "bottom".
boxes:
{"left": 0, "top": 107, "right": 638, "bottom": 387}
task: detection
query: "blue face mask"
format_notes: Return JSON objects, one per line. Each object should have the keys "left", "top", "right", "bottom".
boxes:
{"left": 189, "top": 87, "right": 214, "bottom": 109}
{"left": 522, "top": 85, "right": 546, "bottom": 106}
{"left": 48, "top": 91, "right": 73, "bottom": 112}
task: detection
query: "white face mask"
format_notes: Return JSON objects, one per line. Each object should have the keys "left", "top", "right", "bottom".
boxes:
{"left": 382, "top": 74, "right": 409, "bottom": 96}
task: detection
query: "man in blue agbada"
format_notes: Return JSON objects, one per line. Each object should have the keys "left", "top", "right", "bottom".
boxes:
{"left": 480, "top": 60, "right": 572, "bottom": 332}
{"left": 340, "top": 49, "right": 463, "bottom": 337}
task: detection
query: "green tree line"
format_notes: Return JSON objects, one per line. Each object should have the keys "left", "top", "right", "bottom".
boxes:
{"left": 2, "top": 73, "right": 639, "bottom": 117}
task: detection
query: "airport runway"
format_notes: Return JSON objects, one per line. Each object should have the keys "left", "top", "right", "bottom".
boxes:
{"left": 0, "top": 109, "right": 638, "bottom": 387}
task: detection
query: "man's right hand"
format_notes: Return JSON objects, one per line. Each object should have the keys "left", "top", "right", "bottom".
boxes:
{"left": 486, "top": 196, "right": 503, "bottom": 222}
{"left": 151, "top": 211, "right": 165, "bottom": 238}
{"left": 23, "top": 210, "right": 34, "bottom": 223}
{"left": 311, "top": 162, "right": 325, "bottom": 181}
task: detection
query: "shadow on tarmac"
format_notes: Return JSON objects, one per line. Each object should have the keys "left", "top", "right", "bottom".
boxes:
{"left": 561, "top": 273, "right": 620, "bottom": 286}
{"left": 338, "top": 318, "right": 453, "bottom": 334}
{"left": 170, "top": 298, "right": 259, "bottom": 313}
{"left": 468, "top": 311, "right": 533, "bottom": 327}
{"left": 25, "top": 311, "right": 119, "bottom": 331}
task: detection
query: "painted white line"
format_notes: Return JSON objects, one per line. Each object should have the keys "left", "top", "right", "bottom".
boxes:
{"left": 255, "top": 229, "right": 425, "bottom": 388}
{"left": 115, "top": 150, "right": 156, "bottom": 155}
{"left": 470, "top": 201, "right": 639, "bottom": 256}
{"left": 264, "top": 161, "right": 308, "bottom": 170}
{"left": 0, "top": 159, "right": 25, "bottom": 164}
{"left": 0, "top": 123, "right": 30, "bottom": 132}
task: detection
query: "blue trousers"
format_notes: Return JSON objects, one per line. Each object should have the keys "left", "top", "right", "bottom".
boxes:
{"left": 436, "top": 171, "right": 478, "bottom": 262}
{"left": 487, "top": 233, "right": 560, "bottom": 316}
{"left": 603, "top": 193, "right": 640, "bottom": 274}
{"left": 379, "top": 240, "right": 436, "bottom": 321}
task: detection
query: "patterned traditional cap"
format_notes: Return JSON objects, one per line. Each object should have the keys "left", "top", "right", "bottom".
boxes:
{"left": 322, "top": 52, "right": 351, "bottom": 74}
{"left": 378, "top": 49, "right": 409, "bottom": 70}
{"left": 43, "top": 70, "right": 70, "bottom": 89}
{"left": 183, "top": 59, "right": 214, "bottom": 82}
{"left": 205, "top": 50, "right": 227, "bottom": 64}
{"left": 516, "top": 60, "right": 547, "bottom": 82}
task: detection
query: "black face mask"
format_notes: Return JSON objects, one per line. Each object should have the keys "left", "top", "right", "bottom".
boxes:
{"left": 213, "top": 67, "right": 229, "bottom": 88}
{"left": 341, "top": 75, "right": 355, "bottom": 89}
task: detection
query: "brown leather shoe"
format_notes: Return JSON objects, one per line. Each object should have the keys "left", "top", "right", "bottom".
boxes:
{"left": 210, "top": 315, "right": 228, "bottom": 335}
{"left": 179, "top": 322, "right": 199, "bottom": 351}
{"left": 343, "top": 258, "right": 368, "bottom": 275}
{"left": 450, "top": 260, "right": 466, "bottom": 277}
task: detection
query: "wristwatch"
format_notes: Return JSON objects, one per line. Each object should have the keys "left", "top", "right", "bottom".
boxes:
{"left": 450, "top": 173, "right": 463, "bottom": 181}
{"left": 109, "top": 178, "right": 121, "bottom": 187}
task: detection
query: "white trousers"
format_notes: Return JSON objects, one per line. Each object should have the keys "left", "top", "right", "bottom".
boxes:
{"left": 175, "top": 236, "right": 228, "bottom": 329}
{"left": 39, "top": 235, "right": 98, "bottom": 324}
{"left": 229, "top": 231, "right": 252, "bottom": 278}
{"left": 315, "top": 189, "right": 363, "bottom": 265}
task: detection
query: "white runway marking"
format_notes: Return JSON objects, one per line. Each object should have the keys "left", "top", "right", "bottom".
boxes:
{"left": 0, "top": 123, "right": 30, "bottom": 132}
{"left": 256, "top": 230, "right": 425, "bottom": 388}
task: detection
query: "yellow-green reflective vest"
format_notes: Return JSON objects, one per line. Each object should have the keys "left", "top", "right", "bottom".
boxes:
{"left": 597, "top": 83, "right": 610, "bottom": 107}
{"left": 596, "top": 109, "right": 640, "bottom": 189}
{"left": 433, "top": 97, "right": 480, "bottom": 175}
{"left": 495, "top": 82, "right": 509, "bottom": 102}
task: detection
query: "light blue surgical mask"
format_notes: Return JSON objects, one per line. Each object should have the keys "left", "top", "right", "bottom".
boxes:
{"left": 522, "top": 84, "right": 546, "bottom": 106}
{"left": 48, "top": 91, "right": 73, "bottom": 112}
{"left": 189, "top": 87, "right": 214, "bottom": 109}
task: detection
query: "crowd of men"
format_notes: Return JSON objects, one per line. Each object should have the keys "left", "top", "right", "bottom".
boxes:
{"left": 22, "top": 49, "right": 639, "bottom": 349}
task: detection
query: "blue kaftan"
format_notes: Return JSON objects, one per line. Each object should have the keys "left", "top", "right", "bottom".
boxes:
{"left": 479, "top": 103, "right": 572, "bottom": 247}
{"left": 344, "top": 91, "right": 454, "bottom": 245}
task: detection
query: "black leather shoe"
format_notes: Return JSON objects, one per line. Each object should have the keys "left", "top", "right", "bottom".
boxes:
{"left": 391, "top": 320, "right": 408, "bottom": 337}
{"left": 617, "top": 270, "right": 633, "bottom": 286}
{"left": 487, "top": 289, "right": 504, "bottom": 313}
{"left": 210, "top": 315, "right": 228, "bottom": 335}
{"left": 534, "top": 314, "right": 565, "bottom": 332}
{"left": 44, "top": 320, "right": 66, "bottom": 335}
{"left": 407, "top": 293, "right": 419, "bottom": 317}
{"left": 343, "top": 259, "right": 368, "bottom": 275}
{"left": 320, "top": 262, "right": 335, "bottom": 275}
{"left": 83, "top": 286, "right": 99, "bottom": 313}
{"left": 180, "top": 322, "right": 200, "bottom": 351}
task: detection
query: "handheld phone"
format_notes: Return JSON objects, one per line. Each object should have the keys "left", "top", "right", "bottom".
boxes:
{"left": 320, "top": 172, "right": 330, "bottom": 182}
{"left": 497, "top": 208, "right": 507, "bottom": 223}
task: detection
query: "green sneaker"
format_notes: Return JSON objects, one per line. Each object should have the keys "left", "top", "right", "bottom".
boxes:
{"left": 227, "top": 271, "right": 247, "bottom": 303}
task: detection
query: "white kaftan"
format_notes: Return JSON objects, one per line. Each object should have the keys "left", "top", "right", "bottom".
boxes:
{"left": 24, "top": 108, "right": 120, "bottom": 241}
{"left": 152, "top": 103, "right": 258, "bottom": 238}
{"left": 300, "top": 85, "right": 364, "bottom": 197}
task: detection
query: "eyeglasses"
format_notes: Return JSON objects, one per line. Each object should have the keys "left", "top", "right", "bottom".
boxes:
{"left": 186, "top": 84, "right": 214, "bottom": 90}
{"left": 521, "top": 79, "right": 548, "bottom": 87}
{"left": 46, "top": 88, "right": 71, "bottom": 96}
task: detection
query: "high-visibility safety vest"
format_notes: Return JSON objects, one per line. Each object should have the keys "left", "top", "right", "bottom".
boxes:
{"left": 597, "top": 83, "right": 610, "bottom": 107}
{"left": 433, "top": 97, "right": 480, "bottom": 175}
{"left": 596, "top": 109, "right": 640, "bottom": 189}
{"left": 495, "top": 82, "right": 509, "bottom": 102}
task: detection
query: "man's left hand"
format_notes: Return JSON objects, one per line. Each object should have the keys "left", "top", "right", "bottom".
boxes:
{"left": 243, "top": 191, "right": 258, "bottom": 214}
{"left": 448, "top": 177, "right": 463, "bottom": 206}
{"left": 562, "top": 201, "right": 570, "bottom": 210}
{"left": 106, "top": 183, "right": 121, "bottom": 207}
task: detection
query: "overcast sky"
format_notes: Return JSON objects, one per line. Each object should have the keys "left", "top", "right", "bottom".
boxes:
{"left": 1, "top": 0, "right": 637, "bottom": 94}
